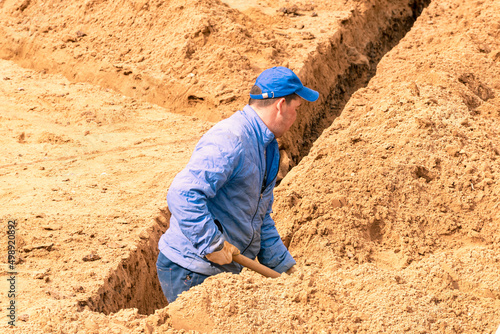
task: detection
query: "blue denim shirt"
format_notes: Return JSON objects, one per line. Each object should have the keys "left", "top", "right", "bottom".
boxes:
{"left": 158, "top": 105, "right": 296, "bottom": 275}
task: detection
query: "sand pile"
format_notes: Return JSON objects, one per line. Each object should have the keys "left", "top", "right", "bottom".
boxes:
{"left": 274, "top": 0, "right": 500, "bottom": 267}
{"left": 170, "top": 247, "right": 499, "bottom": 333}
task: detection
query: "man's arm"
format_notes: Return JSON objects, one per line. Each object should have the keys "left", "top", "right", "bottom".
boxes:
{"left": 167, "top": 132, "right": 242, "bottom": 258}
{"left": 257, "top": 194, "right": 296, "bottom": 273}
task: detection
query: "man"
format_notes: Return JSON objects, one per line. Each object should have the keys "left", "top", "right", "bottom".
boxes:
{"left": 157, "top": 66, "right": 319, "bottom": 303}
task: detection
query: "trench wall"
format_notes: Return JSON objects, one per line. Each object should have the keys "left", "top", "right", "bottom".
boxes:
{"left": 79, "top": 213, "right": 169, "bottom": 315}
{"left": 281, "top": 0, "right": 431, "bottom": 167}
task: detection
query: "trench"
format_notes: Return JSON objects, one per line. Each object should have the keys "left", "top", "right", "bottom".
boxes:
{"left": 77, "top": 212, "right": 170, "bottom": 315}
{"left": 74, "top": 0, "right": 431, "bottom": 316}
{"left": 281, "top": 0, "right": 431, "bottom": 167}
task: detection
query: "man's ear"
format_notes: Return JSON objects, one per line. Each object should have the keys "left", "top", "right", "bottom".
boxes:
{"left": 276, "top": 97, "right": 286, "bottom": 114}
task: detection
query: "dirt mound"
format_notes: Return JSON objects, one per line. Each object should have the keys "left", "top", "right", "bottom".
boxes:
{"left": 274, "top": 0, "right": 500, "bottom": 267}
{"left": 170, "top": 246, "right": 499, "bottom": 333}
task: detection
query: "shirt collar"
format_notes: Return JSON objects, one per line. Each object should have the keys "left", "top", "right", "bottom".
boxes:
{"left": 242, "top": 105, "right": 276, "bottom": 147}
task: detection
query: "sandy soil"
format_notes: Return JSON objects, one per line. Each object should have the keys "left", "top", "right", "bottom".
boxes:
{"left": 1, "top": 0, "right": 499, "bottom": 333}
{"left": 0, "top": 0, "right": 430, "bottom": 168}
{"left": 0, "top": 56, "right": 213, "bottom": 328}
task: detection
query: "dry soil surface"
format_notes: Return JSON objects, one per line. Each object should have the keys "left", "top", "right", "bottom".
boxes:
{"left": 1, "top": 0, "right": 500, "bottom": 333}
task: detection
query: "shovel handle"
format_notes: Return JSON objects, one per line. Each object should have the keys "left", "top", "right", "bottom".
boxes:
{"left": 232, "top": 253, "right": 281, "bottom": 278}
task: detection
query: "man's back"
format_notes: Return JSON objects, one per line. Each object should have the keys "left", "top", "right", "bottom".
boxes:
{"left": 159, "top": 105, "right": 282, "bottom": 275}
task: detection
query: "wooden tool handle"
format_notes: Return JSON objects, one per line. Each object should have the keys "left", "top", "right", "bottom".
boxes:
{"left": 232, "top": 253, "right": 281, "bottom": 278}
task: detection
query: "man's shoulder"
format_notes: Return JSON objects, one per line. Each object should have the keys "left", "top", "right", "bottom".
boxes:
{"left": 207, "top": 110, "right": 252, "bottom": 140}
{"left": 195, "top": 114, "right": 242, "bottom": 154}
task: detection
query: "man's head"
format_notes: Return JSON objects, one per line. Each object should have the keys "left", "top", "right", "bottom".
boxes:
{"left": 249, "top": 66, "right": 319, "bottom": 103}
{"left": 248, "top": 67, "right": 318, "bottom": 138}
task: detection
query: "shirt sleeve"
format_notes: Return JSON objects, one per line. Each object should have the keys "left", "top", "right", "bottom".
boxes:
{"left": 257, "top": 193, "right": 296, "bottom": 273}
{"left": 167, "top": 130, "right": 242, "bottom": 257}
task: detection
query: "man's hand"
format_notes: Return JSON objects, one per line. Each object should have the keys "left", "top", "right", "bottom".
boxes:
{"left": 206, "top": 241, "right": 240, "bottom": 265}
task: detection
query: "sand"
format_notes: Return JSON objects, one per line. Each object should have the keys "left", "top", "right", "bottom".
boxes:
{"left": 1, "top": 0, "right": 499, "bottom": 333}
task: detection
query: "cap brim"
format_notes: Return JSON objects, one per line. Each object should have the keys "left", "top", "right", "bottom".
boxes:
{"left": 296, "top": 86, "right": 319, "bottom": 102}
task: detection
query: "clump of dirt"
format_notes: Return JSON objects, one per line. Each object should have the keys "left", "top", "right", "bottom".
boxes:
{"left": 37, "top": 132, "right": 74, "bottom": 144}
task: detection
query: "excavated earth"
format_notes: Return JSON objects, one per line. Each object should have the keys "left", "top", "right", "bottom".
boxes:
{"left": 0, "top": 0, "right": 499, "bottom": 333}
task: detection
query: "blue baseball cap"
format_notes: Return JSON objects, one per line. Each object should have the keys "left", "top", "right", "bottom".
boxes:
{"left": 250, "top": 66, "right": 319, "bottom": 102}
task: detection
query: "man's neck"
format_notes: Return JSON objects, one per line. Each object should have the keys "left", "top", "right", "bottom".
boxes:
{"left": 250, "top": 104, "right": 278, "bottom": 137}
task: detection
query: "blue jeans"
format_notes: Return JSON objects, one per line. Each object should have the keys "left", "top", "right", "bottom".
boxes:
{"left": 156, "top": 251, "right": 210, "bottom": 303}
